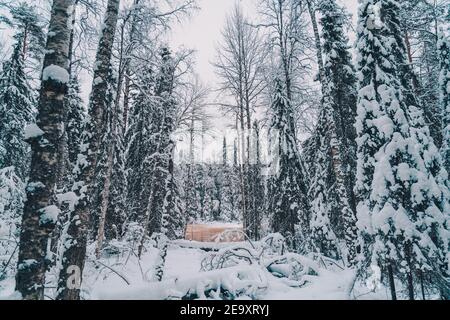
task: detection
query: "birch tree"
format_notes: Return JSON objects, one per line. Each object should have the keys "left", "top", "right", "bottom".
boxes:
{"left": 57, "top": 0, "right": 120, "bottom": 300}
{"left": 15, "top": 0, "right": 74, "bottom": 300}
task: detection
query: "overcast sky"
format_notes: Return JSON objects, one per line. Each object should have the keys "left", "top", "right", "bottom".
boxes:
{"left": 169, "top": 0, "right": 359, "bottom": 162}
{"left": 2, "top": 0, "right": 360, "bottom": 163}
{"left": 170, "top": 0, "right": 359, "bottom": 89}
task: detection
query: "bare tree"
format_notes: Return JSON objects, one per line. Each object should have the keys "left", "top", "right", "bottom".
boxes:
{"left": 213, "top": 4, "right": 267, "bottom": 239}
{"left": 257, "top": 0, "right": 314, "bottom": 134}
{"left": 175, "top": 74, "right": 211, "bottom": 130}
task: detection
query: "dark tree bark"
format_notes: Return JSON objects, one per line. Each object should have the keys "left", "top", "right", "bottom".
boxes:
{"left": 419, "top": 270, "right": 426, "bottom": 300}
{"left": 407, "top": 271, "right": 415, "bottom": 300}
{"left": 387, "top": 263, "right": 397, "bottom": 301}
{"left": 15, "top": 0, "right": 74, "bottom": 300}
{"left": 57, "top": 0, "right": 120, "bottom": 300}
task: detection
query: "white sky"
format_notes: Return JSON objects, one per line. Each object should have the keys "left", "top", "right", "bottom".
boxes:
{"left": 169, "top": 0, "right": 359, "bottom": 162}
{"left": 170, "top": 0, "right": 359, "bottom": 88}
{"left": 1, "top": 0, "right": 360, "bottom": 163}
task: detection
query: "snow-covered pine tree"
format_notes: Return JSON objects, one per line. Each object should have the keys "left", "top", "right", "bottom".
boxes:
{"left": 438, "top": 31, "right": 450, "bottom": 177}
{"left": 93, "top": 68, "right": 122, "bottom": 255}
{"left": 183, "top": 118, "right": 199, "bottom": 223}
{"left": 161, "top": 157, "right": 185, "bottom": 240}
{"left": 219, "top": 137, "right": 240, "bottom": 223}
{"left": 319, "top": 0, "right": 358, "bottom": 210}
{"left": 307, "top": 0, "right": 359, "bottom": 263}
{"left": 211, "top": 165, "right": 223, "bottom": 222}
{"left": 125, "top": 65, "right": 155, "bottom": 225}
{"left": 204, "top": 165, "right": 217, "bottom": 222}
{"left": 399, "top": 0, "right": 448, "bottom": 148}
{"left": 183, "top": 162, "right": 199, "bottom": 222}
{"left": 231, "top": 139, "right": 240, "bottom": 222}
{"left": 105, "top": 110, "right": 127, "bottom": 240}
{"left": 137, "top": 47, "right": 178, "bottom": 256}
{"left": 0, "top": 38, "right": 34, "bottom": 180}
{"left": 307, "top": 105, "right": 340, "bottom": 260}
{"left": 220, "top": 137, "right": 233, "bottom": 222}
{"left": 247, "top": 121, "right": 264, "bottom": 240}
{"left": 0, "top": 4, "right": 43, "bottom": 173}
{"left": 195, "top": 164, "right": 208, "bottom": 221}
{"left": 0, "top": 167, "right": 25, "bottom": 280}
{"left": 6, "top": 2, "right": 46, "bottom": 72}
{"left": 355, "top": 0, "right": 449, "bottom": 299}
{"left": 268, "top": 78, "right": 310, "bottom": 251}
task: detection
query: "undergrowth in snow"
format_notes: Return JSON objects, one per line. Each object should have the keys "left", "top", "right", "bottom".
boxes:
{"left": 2, "top": 232, "right": 395, "bottom": 300}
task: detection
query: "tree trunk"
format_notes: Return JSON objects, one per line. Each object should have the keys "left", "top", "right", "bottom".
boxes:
{"left": 57, "top": 0, "right": 120, "bottom": 300}
{"left": 307, "top": 0, "right": 325, "bottom": 84}
{"left": 115, "top": 0, "right": 140, "bottom": 116}
{"left": 95, "top": 128, "right": 115, "bottom": 258}
{"left": 123, "top": 75, "right": 131, "bottom": 133}
{"left": 407, "top": 270, "right": 415, "bottom": 300}
{"left": 419, "top": 270, "right": 426, "bottom": 300}
{"left": 15, "top": 0, "right": 74, "bottom": 300}
{"left": 387, "top": 262, "right": 397, "bottom": 300}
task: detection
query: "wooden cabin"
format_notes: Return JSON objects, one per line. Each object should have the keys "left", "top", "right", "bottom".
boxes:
{"left": 185, "top": 224, "right": 244, "bottom": 242}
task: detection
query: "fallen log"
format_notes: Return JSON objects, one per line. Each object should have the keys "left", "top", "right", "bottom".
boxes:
{"left": 171, "top": 239, "right": 247, "bottom": 252}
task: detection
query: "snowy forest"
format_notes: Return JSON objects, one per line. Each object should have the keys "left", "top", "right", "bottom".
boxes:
{"left": 0, "top": 0, "right": 449, "bottom": 301}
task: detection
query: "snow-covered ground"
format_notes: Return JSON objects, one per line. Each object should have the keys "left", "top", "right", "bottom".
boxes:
{"left": 0, "top": 239, "right": 390, "bottom": 300}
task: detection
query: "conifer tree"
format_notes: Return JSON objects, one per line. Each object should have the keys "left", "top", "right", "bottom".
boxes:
{"left": 6, "top": 2, "right": 46, "bottom": 67}
{"left": 438, "top": 32, "right": 450, "bottom": 177}
{"left": 268, "top": 78, "right": 310, "bottom": 250}
{"left": 137, "top": 48, "right": 178, "bottom": 256}
{"left": 355, "top": 0, "right": 449, "bottom": 299}
{"left": 0, "top": 40, "right": 34, "bottom": 180}
{"left": 125, "top": 65, "right": 155, "bottom": 224}
{"left": 308, "top": 0, "right": 358, "bottom": 262}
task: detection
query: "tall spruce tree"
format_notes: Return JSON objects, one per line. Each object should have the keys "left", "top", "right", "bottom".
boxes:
{"left": 308, "top": 105, "right": 340, "bottom": 260}
{"left": 6, "top": 2, "right": 46, "bottom": 68}
{"left": 0, "top": 1, "right": 42, "bottom": 180}
{"left": 105, "top": 110, "right": 127, "bottom": 240}
{"left": 308, "top": 0, "right": 359, "bottom": 263}
{"left": 125, "top": 65, "right": 155, "bottom": 225}
{"left": 400, "top": 0, "right": 447, "bottom": 148}
{"left": 247, "top": 121, "right": 264, "bottom": 240}
{"left": 268, "top": 78, "right": 310, "bottom": 251}
{"left": 137, "top": 48, "right": 178, "bottom": 256}
{"left": 0, "top": 40, "right": 34, "bottom": 180}
{"left": 438, "top": 32, "right": 450, "bottom": 177}
{"left": 355, "top": 0, "right": 449, "bottom": 299}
